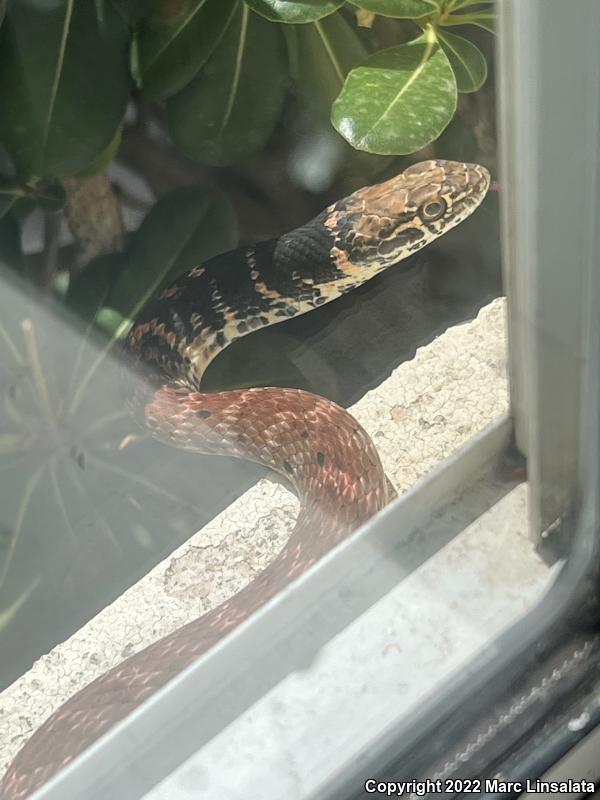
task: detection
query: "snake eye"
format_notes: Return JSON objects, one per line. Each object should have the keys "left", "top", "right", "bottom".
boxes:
{"left": 420, "top": 198, "right": 447, "bottom": 221}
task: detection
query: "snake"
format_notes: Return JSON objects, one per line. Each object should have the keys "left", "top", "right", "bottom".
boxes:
{"left": 0, "top": 159, "right": 489, "bottom": 799}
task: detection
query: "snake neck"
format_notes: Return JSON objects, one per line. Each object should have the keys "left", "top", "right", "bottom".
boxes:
{"left": 126, "top": 209, "right": 370, "bottom": 392}
{"left": 124, "top": 215, "right": 391, "bottom": 532}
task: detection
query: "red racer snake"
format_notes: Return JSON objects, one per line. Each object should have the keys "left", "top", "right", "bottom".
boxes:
{"left": 0, "top": 159, "right": 490, "bottom": 799}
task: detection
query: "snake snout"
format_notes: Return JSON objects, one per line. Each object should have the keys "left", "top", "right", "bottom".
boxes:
{"left": 465, "top": 162, "right": 491, "bottom": 197}
{"left": 433, "top": 159, "right": 490, "bottom": 199}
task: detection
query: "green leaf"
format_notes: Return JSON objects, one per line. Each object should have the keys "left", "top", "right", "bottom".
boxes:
{"left": 447, "top": 0, "right": 494, "bottom": 10}
{"left": 282, "top": 24, "right": 300, "bottom": 79}
{"left": 437, "top": 29, "right": 487, "bottom": 92}
{"left": 442, "top": 11, "right": 494, "bottom": 33}
{"left": 66, "top": 185, "right": 238, "bottom": 413}
{"left": 332, "top": 33, "right": 457, "bottom": 154}
{"left": 286, "top": 16, "right": 391, "bottom": 184}
{"left": 135, "top": 0, "right": 237, "bottom": 101}
{"left": 34, "top": 182, "right": 68, "bottom": 212}
{"left": 0, "top": 214, "right": 23, "bottom": 271}
{"left": 0, "top": 1, "right": 130, "bottom": 179}
{"left": 7, "top": 196, "right": 36, "bottom": 223}
{"left": 110, "top": 0, "right": 149, "bottom": 23}
{"left": 347, "top": 0, "right": 436, "bottom": 18}
{"left": 66, "top": 253, "right": 123, "bottom": 323}
{"left": 0, "top": 181, "right": 24, "bottom": 220}
{"left": 166, "top": 4, "right": 287, "bottom": 165}
{"left": 75, "top": 126, "right": 122, "bottom": 178}
{"left": 0, "top": 179, "right": 67, "bottom": 219}
{"left": 294, "top": 12, "right": 368, "bottom": 119}
{"left": 0, "top": 0, "right": 6, "bottom": 27}
{"left": 244, "top": 0, "right": 345, "bottom": 23}
{"left": 95, "top": 306, "right": 128, "bottom": 338}
{"left": 107, "top": 186, "right": 238, "bottom": 319}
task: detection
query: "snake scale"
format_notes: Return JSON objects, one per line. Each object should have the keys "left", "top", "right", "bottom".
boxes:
{"left": 0, "top": 159, "right": 489, "bottom": 799}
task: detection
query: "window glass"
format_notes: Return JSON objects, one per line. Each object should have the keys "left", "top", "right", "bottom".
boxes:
{"left": 0, "top": 3, "right": 560, "bottom": 799}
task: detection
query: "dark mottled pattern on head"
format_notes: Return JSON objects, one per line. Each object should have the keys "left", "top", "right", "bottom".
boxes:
{"left": 324, "top": 159, "right": 490, "bottom": 274}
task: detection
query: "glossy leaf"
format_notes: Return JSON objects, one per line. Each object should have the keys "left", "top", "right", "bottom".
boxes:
{"left": 66, "top": 253, "right": 123, "bottom": 323}
{"left": 110, "top": 0, "right": 149, "bottom": 23}
{"left": 166, "top": 4, "right": 287, "bottom": 165}
{"left": 442, "top": 11, "right": 494, "bottom": 34}
{"left": 294, "top": 12, "right": 368, "bottom": 119}
{"left": 332, "top": 34, "right": 457, "bottom": 154}
{"left": 6, "top": 196, "right": 36, "bottom": 223}
{"left": 347, "top": 0, "right": 436, "bottom": 18}
{"left": 64, "top": 184, "right": 238, "bottom": 416}
{"left": 95, "top": 306, "right": 128, "bottom": 339}
{"left": 0, "top": 180, "right": 66, "bottom": 219}
{"left": 135, "top": 0, "right": 237, "bottom": 101}
{"left": 437, "top": 29, "right": 487, "bottom": 92}
{"left": 76, "top": 126, "right": 123, "bottom": 178}
{"left": 0, "top": 0, "right": 5, "bottom": 27}
{"left": 282, "top": 23, "right": 300, "bottom": 79}
{"left": 34, "top": 182, "right": 67, "bottom": 212}
{"left": 244, "top": 0, "right": 345, "bottom": 23}
{"left": 447, "top": 0, "right": 494, "bottom": 8}
{"left": 0, "top": 1, "right": 130, "bottom": 179}
{"left": 279, "top": 19, "right": 384, "bottom": 184}
{"left": 0, "top": 181, "right": 23, "bottom": 220}
{"left": 107, "top": 186, "right": 238, "bottom": 320}
{"left": 0, "top": 215, "right": 22, "bottom": 271}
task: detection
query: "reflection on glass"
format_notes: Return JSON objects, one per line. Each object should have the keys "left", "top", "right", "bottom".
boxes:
{"left": 0, "top": 2, "right": 511, "bottom": 798}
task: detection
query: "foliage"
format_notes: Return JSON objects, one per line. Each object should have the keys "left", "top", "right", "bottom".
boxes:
{"left": 0, "top": 187, "right": 239, "bottom": 676}
{"left": 0, "top": 0, "right": 492, "bottom": 179}
{"left": 0, "top": 0, "right": 494, "bottom": 667}
{"left": 0, "top": 0, "right": 495, "bottom": 364}
{"left": 0, "top": 1, "right": 130, "bottom": 179}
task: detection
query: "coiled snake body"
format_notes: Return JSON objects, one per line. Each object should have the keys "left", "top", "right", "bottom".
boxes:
{"left": 0, "top": 160, "right": 489, "bottom": 799}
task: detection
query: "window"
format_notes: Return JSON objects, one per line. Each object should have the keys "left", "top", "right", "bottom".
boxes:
{"left": 1, "top": 2, "right": 599, "bottom": 799}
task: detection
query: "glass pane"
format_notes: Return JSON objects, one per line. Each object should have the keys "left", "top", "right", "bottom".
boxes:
{"left": 0, "top": 2, "right": 563, "bottom": 798}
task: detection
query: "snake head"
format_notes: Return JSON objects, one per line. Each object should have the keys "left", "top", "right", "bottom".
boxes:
{"left": 327, "top": 159, "right": 490, "bottom": 269}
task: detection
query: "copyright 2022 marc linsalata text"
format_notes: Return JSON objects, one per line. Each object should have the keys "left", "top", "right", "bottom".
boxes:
{"left": 364, "top": 778, "right": 595, "bottom": 796}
